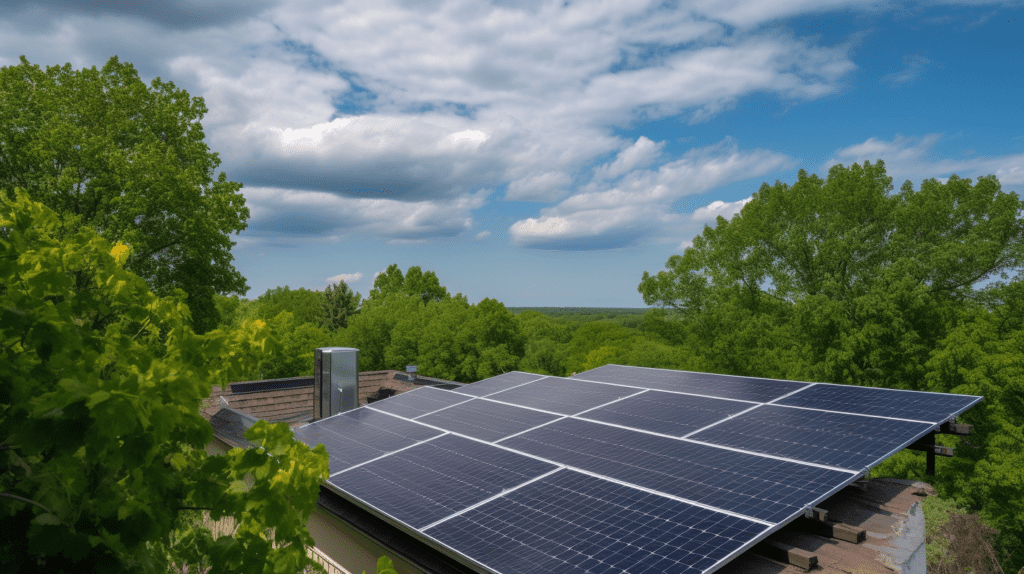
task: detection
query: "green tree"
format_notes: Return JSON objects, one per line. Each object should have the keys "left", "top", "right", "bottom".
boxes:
{"left": 639, "top": 161, "right": 1024, "bottom": 390}
{"left": 250, "top": 285, "right": 324, "bottom": 327}
{"left": 368, "top": 264, "right": 450, "bottom": 304}
{"left": 0, "top": 191, "right": 328, "bottom": 572}
{"left": 321, "top": 280, "right": 361, "bottom": 331}
{"left": 0, "top": 56, "right": 250, "bottom": 335}
{"left": 347, "top": 293, "right": 424, "bottom": 371}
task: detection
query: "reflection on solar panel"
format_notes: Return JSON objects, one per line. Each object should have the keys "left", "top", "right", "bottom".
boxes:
{"left": 293, "top": 365, "right": 982, "bottom": 574}
{"left": 450, "top": 370, "right": 545, "bottom": 396}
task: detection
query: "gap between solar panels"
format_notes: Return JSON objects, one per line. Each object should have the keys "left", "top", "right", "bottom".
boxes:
{"left": 293, "top": 365, "right": 981, "bottom": 574}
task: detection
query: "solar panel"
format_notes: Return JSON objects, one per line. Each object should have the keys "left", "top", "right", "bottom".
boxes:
{"left": 689, "top": 405, "right": 935, "bottom": 470}
{"left": 451, "top": 370, "right": 546, "bottom": 397}
{"left": 772, "top": 383, "right": 983, "bottom": 423}
{"left": 500, "top": 417, "right": 850, "bottom": 523}
{"left": 426, "top": 469, "right": 768, "bottom": 574}
{"left": 578, "top": 390, "right": 753, "bottom": 437}
{"left": 573, "top": 364, "right": 811, "bottom": 402}
{"left": 328, "top": 434, "right": 556, "bottom": 529}
{"left": 486, "top": 376, "right": 643, "bottom": 415}
{"left": 368, "top": 385, "right": 472, "bottom": 418}
{"left": 302, "top": 365, "right": 982, "bottom": 574}
{"left": 415, "top": 398, "right": 562, "bottom": 442}
{"left": 292, "top": 408, "right": 442, "bottom": 473}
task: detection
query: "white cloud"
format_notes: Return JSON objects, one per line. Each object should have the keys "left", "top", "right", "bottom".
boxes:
{"left": 881, "top": 54, "right": 931, "bottom": 87}
{"left": 4, "top": 0, "right": 962, "bottom": 252}
{"left": 505, "top": 171, "right": 574, "bottom": 201}
{"left": 593, "top": 136, "right": 665, "bottom": 181}
{"left": 510, "top": 138, "right": 794, "bottom": 250}
{"left": 327, "top": 272, "right": 363, "bottom": 284}
{"left": 475, "top": 230, "right": 491, "bottom": 240}
{"left": 823, "top": 133, "right": 1024, "bottom": 187}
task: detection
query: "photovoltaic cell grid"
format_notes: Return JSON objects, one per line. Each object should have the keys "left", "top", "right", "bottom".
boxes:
{"left": 415, "top": 398, "right": 562, "bottom": 443}
{"left": 305, "top": 366, "right": 982, "bottom": 574}
{"left": 773, "top": 383, "right": 984, "bottom": 423}
{"left": 292, "top": 408, "right": 441, "bottom": 474}
{"left": 366, "top": 385, "right": 472, "bottom": 418}
{"left": 329, "top": 434, "right": 556, "bottom": 529}
{"left": 572, "top": 364, "right": 810, "bottom": 403}
{"left": 427, "top": 470, "right": 768, "bottom": 574}
{"left": 690, "top": 405, "right": 935, "bottom": 470}
{"left": 578, "top": 390, "right": 753, "bottom": 437}
{"left": 500, "top": 417, "right": 850, "bottom": 523}
{"left": 450, "top": 370, "right": 545, "bottom": 397}
{"left": 486, "top": 376, "right": 642, "bottom": 415}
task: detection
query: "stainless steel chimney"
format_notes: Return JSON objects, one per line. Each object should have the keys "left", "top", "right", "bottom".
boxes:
{"left": 314, "top": 347, "right": 359, "bottom": 420}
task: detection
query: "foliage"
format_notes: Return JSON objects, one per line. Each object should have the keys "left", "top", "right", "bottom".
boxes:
{"left": 0, "top": 191, "right": 329, "bottom": 573}
{"left": 639, "top": 161, "right": 1024, "bottom": 572}
{"left": 0, "top": 56, "right": 250, "bottom": 335}
{"left": 250, "top": 286, "right": 325, "bottom": 328}
{"left": 367, "top": 264, "right": 450, "bottom": 305}
{"left": 321, "top": 280, "right": 361, "bottom": 331}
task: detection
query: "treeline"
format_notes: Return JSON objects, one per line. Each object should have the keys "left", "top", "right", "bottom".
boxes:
{"left": 213, "top": 269, "right": 688, "bottom": 383}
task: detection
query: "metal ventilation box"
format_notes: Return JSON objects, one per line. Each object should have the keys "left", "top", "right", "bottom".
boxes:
{"left": 313, "top": 347, "right": 359, "bottom": 420}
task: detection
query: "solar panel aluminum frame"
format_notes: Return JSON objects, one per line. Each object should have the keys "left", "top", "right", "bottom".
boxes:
{"left": 320, "top": 474, "right": 506, "bottom": 574}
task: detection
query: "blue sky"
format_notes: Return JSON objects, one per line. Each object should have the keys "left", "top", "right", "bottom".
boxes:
{"left": 2, "top": 1, "right": 1022, "bottom": 307}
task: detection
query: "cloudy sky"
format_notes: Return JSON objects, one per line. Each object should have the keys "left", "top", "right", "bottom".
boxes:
{"left": 3, "top": 1, "right": 1022, "bottom": 307}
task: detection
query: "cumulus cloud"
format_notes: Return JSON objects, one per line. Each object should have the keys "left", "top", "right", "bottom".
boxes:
{"left": 0, "top": 0, "right": 915, "bottom": 251}
{"left": 823, "top": 133, "right": 1024, "bottom": 187}
{"left": 242, "top": 186, "right": 489, "bottom": 244}
{"left": 510, "top": 138, "right": 794, "bottom": 250}
{"left": 475, "top": 230, "right": 491, "bottom": 240}
{"left": 327, "top": 272, "right": 363, "bottom": 285}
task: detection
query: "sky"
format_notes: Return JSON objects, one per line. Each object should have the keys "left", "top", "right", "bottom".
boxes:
{"left": 2, "top": 1, "right": 1022, "bottom": 307}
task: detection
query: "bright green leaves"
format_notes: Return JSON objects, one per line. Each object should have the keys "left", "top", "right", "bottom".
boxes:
{"left": 1, "top": 191, "right": 328, "bottom": 573}
{"left": 0, "top": 55, "right": 250, "bottom": 335}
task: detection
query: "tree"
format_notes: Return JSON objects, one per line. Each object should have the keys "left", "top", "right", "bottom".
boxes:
{"left": 0, "top": 190, "right": 328, "bottom": 572}
{"left": 639, "top": 161, "right": 1024, "bottom": 390}
{"left": 367, "top": 264, "right": 450, "bottom": 305}
{"left": 250, "top": 285, "right": 324, "bottom": 327}
{"left": 321, "top": 280, "right": 361, "bottom": 331}
{"left": 0, "top": 56, "right": 250, "bottom": 335}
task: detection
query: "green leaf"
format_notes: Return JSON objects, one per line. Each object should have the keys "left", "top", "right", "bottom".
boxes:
{"left": 32, "top": 513, "right": 62, "bottom": 526}
{"left": 86, "top": 390, "right": 111, "bottom": 408}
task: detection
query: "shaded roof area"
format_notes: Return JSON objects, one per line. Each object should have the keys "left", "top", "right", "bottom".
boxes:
{"left": 717, "top": 477, "right": 932, "bottom": 574}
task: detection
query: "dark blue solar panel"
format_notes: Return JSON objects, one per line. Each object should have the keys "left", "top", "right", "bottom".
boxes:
{"left": 501, "top": 418, "right": 850, "bottom": 523}
{"left": 415, "top": 399, "right": 562, "bottom": 442}
{"left": 451, "top": 371, "right": 546, "bottom": 397}
{"left": 293, "top": 408, "right": 442, "bottom": 474}
{"left": 580, "top": 390, "right": 753, "bottom": 437}
{"left": 426, "top": 469, "right": 768, "bottom": 574}
{"left": 328, "top": 434, "right": 556, "bottom": 529}
{"left": 689, "top": 405, "right": 935, "bottom": 471}
{"left": 774, "top": 383, "right": 983, "bottom": 423}
{"left": 573, "top": 365, "right": 810, "bottom": 403}
{"left": 487, "top": 376, "right": 642, "bottom": 416}
{"left": 368, "top": 386, "right": 472, "bottom": 418}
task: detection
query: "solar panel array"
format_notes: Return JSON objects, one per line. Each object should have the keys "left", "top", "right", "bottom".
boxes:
{"left": 294, "top": 365, "right": 982, "bottom": 574}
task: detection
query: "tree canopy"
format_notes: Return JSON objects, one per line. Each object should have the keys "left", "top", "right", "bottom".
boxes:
{"left": 367, "top": 264, "right": 450, "bottom": 305}
{"left": 0, "top": 190, "right": 328, "bottom": 572}
{"left": 321, "top": 280, "right": 361, "bottom": 331}
{"left": 0, "top": 55, "right": 250, "bottom": 335}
